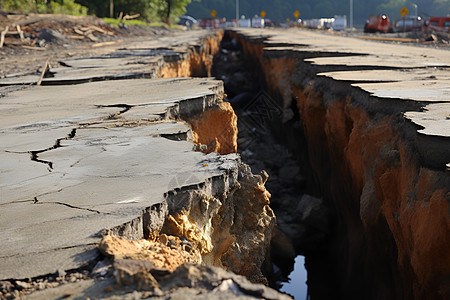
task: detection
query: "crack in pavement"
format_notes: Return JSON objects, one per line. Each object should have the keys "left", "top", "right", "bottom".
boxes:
{"left": 96, "top": 104, "right": 133, "bottom": 120}
{"left": 0, "top": 180, "right": 84, "bottom": 206}
{"left": 29, "top": 128, "right": 77, "bottom": 171}
{"left": 0, "top": 183, "right": 100, "bottom": 216}
{"left": 1, "top": 196, "right": 101, "bottom": 214}
{"left": 0, "top": 199, "right": 35, "bottom": 206}
{"left": 35, "top": 200, "right": 102, "bottom": 214}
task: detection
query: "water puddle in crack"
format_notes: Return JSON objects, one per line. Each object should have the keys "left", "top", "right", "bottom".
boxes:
{"left": 280, "top": 255, "right": 308, "bottom": 300}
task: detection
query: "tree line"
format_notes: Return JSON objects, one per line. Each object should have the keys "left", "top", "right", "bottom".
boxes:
{"left": 186, "top": 0, "right": 450, "bottom": 25}
{"left": 0, "top": 0, "right": 198, "bottom": 23}
{"left": 75, "top": 0, "right": 196, "bottom": 23}
{"left": 0, "top": 0, "right": 87, "bottom": 15}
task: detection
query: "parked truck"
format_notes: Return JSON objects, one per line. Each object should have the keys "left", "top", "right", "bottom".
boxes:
{"left": 394, "top": 16, "right": 423, "bottom": 32}
{"left": 364, "top": 15, "right": 393, "bottom": 33}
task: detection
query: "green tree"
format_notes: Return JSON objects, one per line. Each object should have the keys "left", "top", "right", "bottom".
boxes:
{"left": 73, "top": 0, "right": 196, "bottom": 23}
{"left": 1, "top": 0, "right": 85, "bottom": 14}
{"left": 158, "top": 0, "right": 198, "bottom": 24}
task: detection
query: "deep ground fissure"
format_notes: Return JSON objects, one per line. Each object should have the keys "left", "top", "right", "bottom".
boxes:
{"left": 212, "top": 31, "right": 337, "bottom": 299}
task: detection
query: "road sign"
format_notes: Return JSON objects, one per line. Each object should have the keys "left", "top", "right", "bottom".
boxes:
{"left": 211, "top": 9, "right": 217, "bottom": 17}
{"left": 286, "top": 18, "right": 290, "bottom": 22}
{"left": 399, "top": 6, "right": 409, "bottom": 17}
{"left": 294, "top": 10, "right": 300, "bottom": 19}
{"left": 261, "top": 11, "right": 266, "bottom": 18}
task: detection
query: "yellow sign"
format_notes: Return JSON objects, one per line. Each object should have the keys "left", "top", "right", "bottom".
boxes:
{"left": 399, "top": 6, "right": 409, "bottom": 17}
{"left": 294, "top": 10, "right": 300, "bottom": 19}
{"left": 261, "top": 11, "right": 266, "bottom": 18}
{"left": 286, "top": 18, "right": 290, "bottom": 22}
{"left": 211, "top": 9, "right": 217, "bottom": 17}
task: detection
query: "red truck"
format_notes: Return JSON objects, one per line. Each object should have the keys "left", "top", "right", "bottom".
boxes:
{"left": 364, "top": 15, "right": 393, "bottom": 33}
{"left": 424, "top": 17, "right": 450, "bottom": 33}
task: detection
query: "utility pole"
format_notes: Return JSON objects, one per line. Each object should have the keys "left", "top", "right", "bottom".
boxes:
{"left": 412, "top": 3, "right": 418, "bottom": 17}
{"left": 350, "top": 0, "right": 353, "bottom": 30}
{"left": 236, "top": 0, "right": 239, "bottom": 26}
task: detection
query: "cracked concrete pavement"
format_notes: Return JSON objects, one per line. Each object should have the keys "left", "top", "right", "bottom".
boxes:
{"left": 1, "top": 26, "right": 449, "bottom": 298}
{"left": 235, "top": 28, "right": 450, "bottom": 139}
{"left": 0, "top": 77, "right": 238, "bottom": 280}
{"left": 0, "top": 29, "right": 232, "bottom": 281}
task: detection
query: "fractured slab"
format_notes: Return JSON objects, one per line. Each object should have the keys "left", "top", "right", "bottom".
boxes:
{"left": 232, "top": 28, "right": 450, "bottom": 168}
{"left": 0, "top": 77, "right": 235, "bottom": 280}
{"left": 0, "top": 30, "right": 219, "bottom": 86}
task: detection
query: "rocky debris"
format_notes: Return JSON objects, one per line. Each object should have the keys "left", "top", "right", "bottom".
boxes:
{"left": 161, "top": 161, "right": 275, "bottom": 285}
{"left": 0, "top": 270, "right": 91, "bottom": 299}
{"left": 23, "top": 263, "right": 292, "bottom": 300}
{"left": 38, "top": 27, "right": 68, "bottom": 44}
{"left": 3, "top": 261, "right": 293, "bottom": 299}
{"left": 113, "top": 259, "right": 162, "bottom": 291}
{"left": 99, "top": 235, "right": 201, "bottom": 271}
{"left": 94, "top": 217, "right": 285, "bottom": 298}
{"left": 212, "top": 36, "right": 260, "bottom": 99}
{"left": 405, "top": 30, "right": 449, "bottom": 45}
{"left": 152, "top": 264, "right": 292, "bottom": 299}
{"left": 286, "top": 195, "right": 331, "bottom": 252}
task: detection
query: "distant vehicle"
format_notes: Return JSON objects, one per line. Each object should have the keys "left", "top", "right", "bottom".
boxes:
{"left": 239, "top": 18, "right": 251, "bottom": 27}
{"left": 333, "top": 15, "right": 347, "bottom": 31}
{"left": 303, "top": 19, "right": 322, "bottom": 29}
{"left": 264, "top": 19, "right": 274, "bottom": 27}
{"left": 199, "top": 18, "right": 222, "bottom": 29}
{"left": 364, "top": 15, "right": 393, "bottom": 33}
{"left": 424, "top": 17, "right": 450, "bottom": 32}
{"left": 225, "top": 21, "right": 236, "bottom": 28}
{"left": 178, "top": 15, "right": 197, "bottom": 28}
{"left": 394, "top": 16, "right": 423, "bottom": 32}
{"left": 251, "top": 17, "right": 264, "bottom": 28}
{"left": 322, "top": 18, "right": 334, "bottom": 29}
